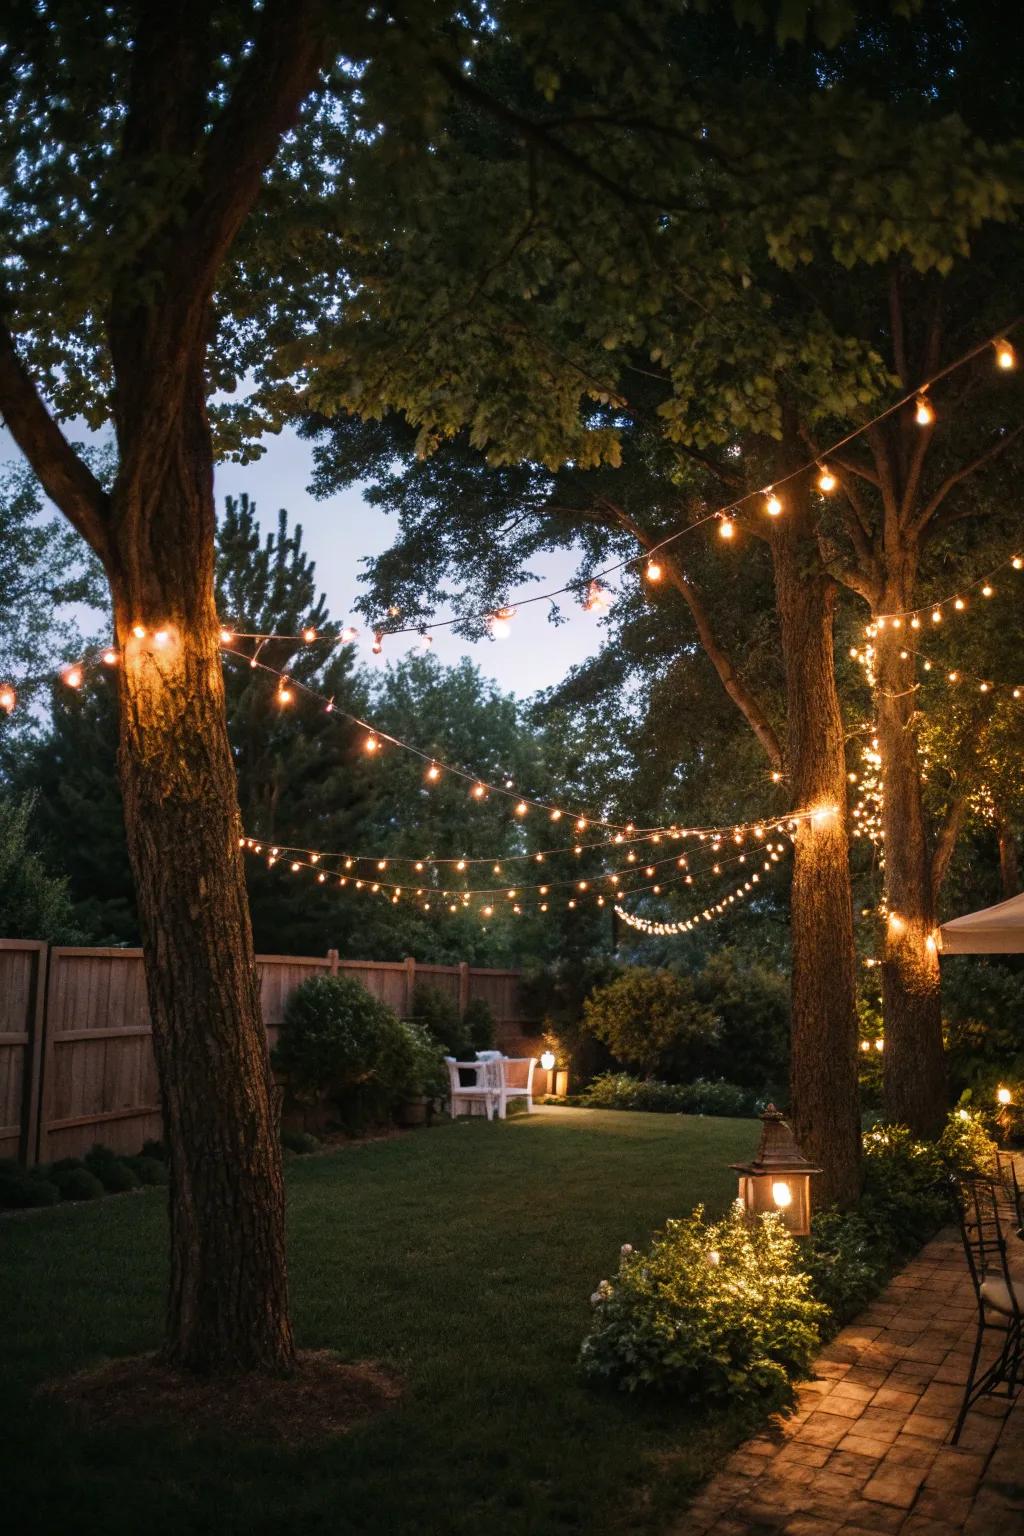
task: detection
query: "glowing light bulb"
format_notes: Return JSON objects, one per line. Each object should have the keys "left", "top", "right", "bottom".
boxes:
{"left": 875, "top": 1037, "right": 884, "bottom": 1052}
{"left": 954, "top": 597, "right": 965, "bottom": 611}
{"left": 471, "top": 783, "right": 486, "bottom": 799}
{"left": 540, "top": 1050, "right": 556, "bottom": 1072}
{"left": 765, "top": 490, "right": 783, "bottom": 516}
{"left": 488, "top": 613, "right": 512, "bottom": 639}
{"left": 102, "top": 649, "right": 118, "bottom": 666}
{"left": 948, "top": 671, "right": 959, "bottom": 683}
{"left": 645, "top": 560, "right": 663, "bottom": 582}
{"left": 219, "top": 628, "right": 234, "bottom": 644}
{"left": 371, "top": 632, "right": 383, "bottom": 655}
{"left": 719, "top": 517, "right": 735, "bottom": 540}
{"left": 514, "top": 801, "right": 529, "bottom": 817}
{"left": 771, "top": 1181, "right": 792, "bottom": 1209}
{"left": 1014, "top": 557, "right": 1023, "bottom": 571}
{"left": 997, "top": 1086, "right": 1012, "bottom": 1105}
{"left": 771, "top": 770, "right": 782, "bottom": 783}
{"left": 931, "top": 609, "right": 941, "bottom": 623}
{"left": 303, "top": 627, "right": 317, "bottom": 643}
{"left": 982, "top": 584, "right": 994, "bottom": 598}
{"left": 0, "top": 685, "right": 15, "bottom": 714}
{"left": 817, "top": 464, "right": 837, "bottom": 493}
{"left": 910, "top": 616, "right": 921, "bottom": 629}
{"left": 132, "top": 625, "right": 147, "bottom": 640}
{"left": 549, "top": 808, "right": 562, "bottom": 822}
{"left": 341, "top": 626, "right": 358, "bottom": 643}
{"left": 426, "top": 763, "right": 441, "bottom": 782}
{"left": 915, "top": 394, "right": 934, "bottom": 426}
{"left": 364, "top": 734, "right": 380, "bottom": 753}
{"left": 995, "top": 339, "right": 1016, "bottom": 370}
{"left": 583, "top": 581, "right": 612, "bottom": 614}
{"left": 63, "top": 665, "right": 83, "bottom": 689}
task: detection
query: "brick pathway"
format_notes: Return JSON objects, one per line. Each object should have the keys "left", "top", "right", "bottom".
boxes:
{"left": 672, "top": 1231, "right": 1024, "bottom": 1535}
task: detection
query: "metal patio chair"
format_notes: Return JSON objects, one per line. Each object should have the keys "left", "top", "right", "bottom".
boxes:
{"left": 951, "top": 1175, "right": 1023, "bottom": 1444}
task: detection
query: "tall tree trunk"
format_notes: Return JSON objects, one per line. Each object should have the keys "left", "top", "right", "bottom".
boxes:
{"left": 771, "top": 462, "right": 860, "bottom": 1207}
{"left": 997, "top": 811, "right": 1020, "bottom": 900}
{"left": 110, "top": 361, "right": 294, "bottom": 1374}
{"left": 873, "top": 585, "right": 946, "bottom": 1139}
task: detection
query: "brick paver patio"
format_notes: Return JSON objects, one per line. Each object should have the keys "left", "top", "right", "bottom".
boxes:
{"left": 672, "top": 1230, "right": 1024, "bottom": 1535}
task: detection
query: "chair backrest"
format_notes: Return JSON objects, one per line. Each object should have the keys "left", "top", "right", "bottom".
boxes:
{"left": 497, "top": 1057, "right": 537, "bottom": 1091}
{"left": 954, "top": 1176, "right": 1017, "bottom": 1305}
{"left": 994, "top": 1150, "right": 1024, "bottom": 1234}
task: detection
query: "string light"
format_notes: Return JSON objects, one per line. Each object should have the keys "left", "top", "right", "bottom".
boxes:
{"left": 915, "top": 394, "right": 935, "bottom": 426}
{"left": 487, "top": 606, "right": 517, "bottom": 639}
{"left": 62, "top": 664, "right": 83, "bottom": 688}
{"left": 584, "top": 580, "right": 613, "bottom": 614}
{"left": 302, "top": 627, "right": 317, "bottom": 643}
{"left": 764, "top": 490, "right": 783, "bottom": 517}
{"left": 719, "top": 517, "right": 735, "bottom": 540}
{"left": 816, "top": 465, "right": 837, "bottom": 493}
{"left": 995, "top": 339, "right": 1016, "bottom": 370}
{"left": 102, "top": 649, "right": 118, "bottom": 666}
{"left": 0, "top": 685, "right": 15, "bottom": 714}
{"left": 645, "top": 560, "right": 663, "bottom": 582}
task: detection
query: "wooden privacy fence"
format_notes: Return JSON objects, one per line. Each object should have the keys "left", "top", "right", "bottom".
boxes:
{"left": 0, "top": 941, "right": 539, "bottom": 1166}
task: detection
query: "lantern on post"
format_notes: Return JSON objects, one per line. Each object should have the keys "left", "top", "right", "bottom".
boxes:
{"left": 730, "top": 1104, "right": 821, "bottom": 1237}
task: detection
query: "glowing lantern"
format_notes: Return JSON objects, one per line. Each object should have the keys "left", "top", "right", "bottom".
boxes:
{"left": 730, "top": 1105, "right": 820, "bottom": 1237}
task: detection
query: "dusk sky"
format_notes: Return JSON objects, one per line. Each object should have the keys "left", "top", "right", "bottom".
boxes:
{"left": 5, "top": 421, "right": 603, "bottom": 700}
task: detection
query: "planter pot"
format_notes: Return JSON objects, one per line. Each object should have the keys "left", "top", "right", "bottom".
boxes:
{"left": 396, "top": 1096, "right": 431, "bottom": 1128}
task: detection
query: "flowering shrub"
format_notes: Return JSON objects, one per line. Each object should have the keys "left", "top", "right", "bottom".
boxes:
{"left": 579, "top": 1203, "right": 826, "bottom": 1408}
{"left": 575, "top": 1072, "right": 758, "bottom": 1117}
{"left": 581, "top": 1108, "right": 998, "bottom": 1406}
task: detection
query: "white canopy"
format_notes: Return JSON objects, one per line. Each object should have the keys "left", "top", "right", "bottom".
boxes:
{"left": 937, "top": 891, "right": 1024, "bottom": 955}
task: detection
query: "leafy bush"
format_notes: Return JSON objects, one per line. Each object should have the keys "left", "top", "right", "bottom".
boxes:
{"left": 580, "top": 1203, "right": 826, "bottom": 1409}
{"left": 574, "top": 1072, "right": 758, "bottom": 1117}
{"left": 0, "top": 1165, "right": 59, "bottom": 1208}
{"left": 802, "top": 1109, "right": 997, "bottom": 1328}
{"left": 50, "top": 1166, "right": 105, "bottom": 1201}
{"left": 398, "top": 1019, "right": 449, "bottom": 1099}
{"left": 84, "top": 1144, "right": 140, "bottom": 1193}
{"left": 273, "top": 975, "right": 413, "bottom": 1128}
{"left": 462, "top": 996, "right": 495, "bottom": 1053}
{"left": 281, "top": 1129, "right": 321, "bottom": 1155}
{"left": 582, "top": 968, "right": 720, "bottom": 1079}
{"left": 411, "top": 984, "right": 470, "bottom": 1058}
{"left": 141, "top": 1139, "right": 168, "bottom": 1162}
{"left": 123, "top": 1154, "right": 169, "bottom": 1186}
{"left": 693, "top": 949, "right": 790, "bottom": 1093}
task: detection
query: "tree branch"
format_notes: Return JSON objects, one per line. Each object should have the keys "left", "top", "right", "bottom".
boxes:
{"left": 595, "top": 495, "right": 784, "bottom": 769}
{"left": 0, "top": 320, "right": 110, "bottom": 558}
{"left": 931, "top": 794, "right": 966, "bottom": 906}
{"left": 912, "top": 422, "right": 1024, "bottom": 541}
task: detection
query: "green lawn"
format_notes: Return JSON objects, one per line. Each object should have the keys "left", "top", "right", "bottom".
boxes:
{"left": 1, "top": 1107, "right": 760, "bottom": 1536}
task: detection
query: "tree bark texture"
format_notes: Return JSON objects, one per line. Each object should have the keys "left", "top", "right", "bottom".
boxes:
{"left": 108, "top": 357, "right": 294, "bottom": 1374}
{"left": 997, "top": 813, "right": 1020, "bottom": 900}
{"left": 771, "top": 464, "right": 861, "bottom": 1208}
{"left": 873, "top": 574, "right": 945, "bottom": 1139}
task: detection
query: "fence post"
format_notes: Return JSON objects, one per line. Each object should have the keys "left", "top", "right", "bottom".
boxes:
{"left": 327, "top": 947, "right": 339, "bottom": 975}
{"left": 24, "top": 940, "right": 52, "bottom": 1167}
{"left": 20, "top": 942, "right": 49, "bottom": 1167}
{"left": 404, "top": 955, "right": 416, "bottom": 1017}
{"left": 458, "top": 960, "right": 470, "bottom": 1016}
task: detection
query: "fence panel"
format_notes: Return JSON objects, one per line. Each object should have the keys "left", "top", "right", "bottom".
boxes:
{"left": 5, "top": 944, "right": 532, "bottom": 1162}
{"left": 0, "top": 940, "right": 47, "bottom": 1163}
{"left": 40, "top": 948, "right": 161, "bottom": 1162}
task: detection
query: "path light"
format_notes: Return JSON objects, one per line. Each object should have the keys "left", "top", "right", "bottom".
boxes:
{"left": 730, "top": 1105, "right": 821, "bottom": 1237}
